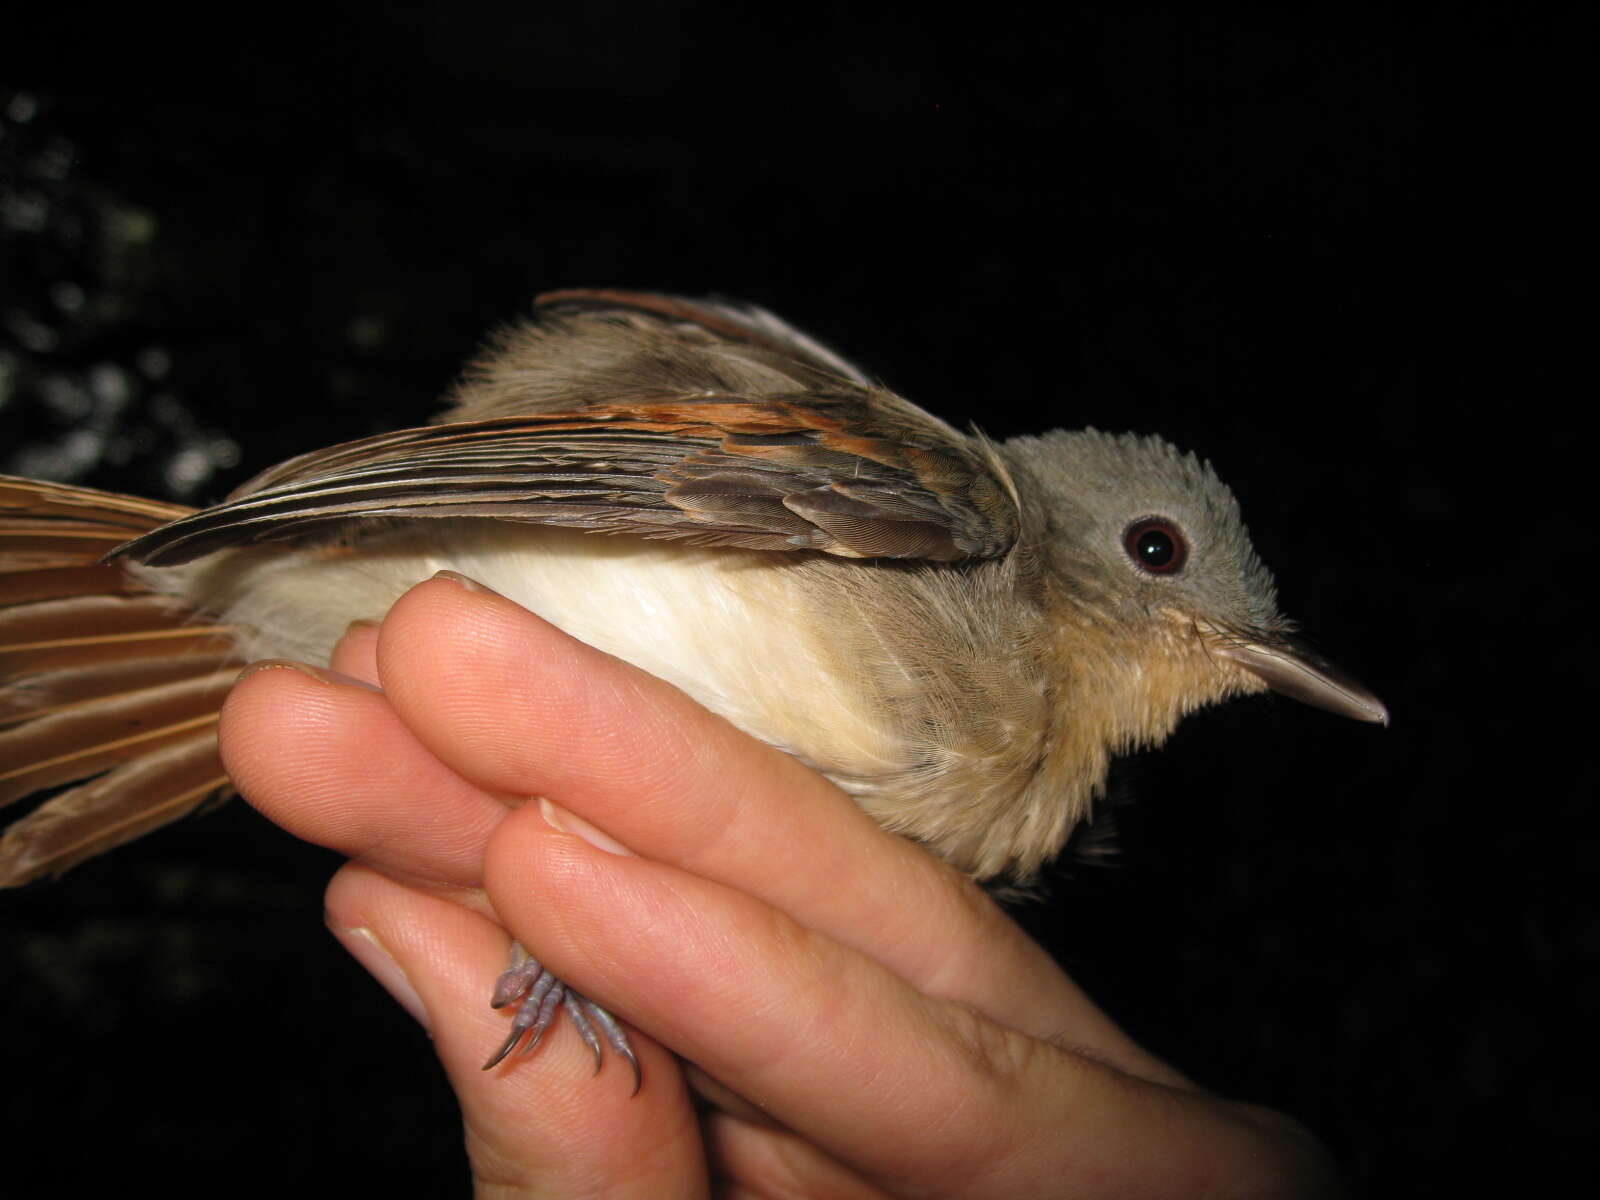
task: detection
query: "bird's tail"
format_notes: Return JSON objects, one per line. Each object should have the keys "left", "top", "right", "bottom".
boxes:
{"left": 0, "top": 476, "right": 243, "bottom": 886}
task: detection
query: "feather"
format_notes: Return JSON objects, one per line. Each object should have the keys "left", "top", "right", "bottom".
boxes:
{"left": 113, "top": 396, "right": 1017, "bottom": 567}
{"left": 0, "top": 476, "right": 192, "bottom": 555}
{"left": 0, "top": 477, "right": 241, "bottom": 886}
{"left": 0, "top": 593, "right": 203, "bottom": 646}
{"left": 0, "top": 622, "right": 238, "bottom": 677}
{"left": 0, "top": 730, "right": 230, "bottom": 886}
{"left": 0, "top": 653, "right": 239, "bottom": 727}
{"left": 0, "top": 563, "right": 152, "bottom": 606}
{"left": 0, "top": 671, "right": 235, "bottom": 806}
{"left": 532, "top": 289, "right": 875, "bottom": 385}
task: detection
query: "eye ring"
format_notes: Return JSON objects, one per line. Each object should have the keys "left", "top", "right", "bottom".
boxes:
{"left": 1123, "top": 518, "right": 1187, "bottom": 575}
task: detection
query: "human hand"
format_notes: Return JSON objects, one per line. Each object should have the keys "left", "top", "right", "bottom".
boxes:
{"left": 218, "top": 572, "right": 1343, "bottom": 1198}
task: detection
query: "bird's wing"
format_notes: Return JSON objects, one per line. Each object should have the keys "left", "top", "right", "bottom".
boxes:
{"left": 114, "top": 393, "right": 1021, "bottom": 567}
{"left": 442, "top": 290, "right": 886, "bottom": 424}
{"left": 533, "top": 289, "right": 877, "bottom": 386}
{"left": 117, "top": 292, "right": 1022, "bottom": 567}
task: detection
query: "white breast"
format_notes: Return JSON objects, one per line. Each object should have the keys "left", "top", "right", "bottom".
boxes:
{"left": 135, "top": 521, "right": 913, "bottom": 781}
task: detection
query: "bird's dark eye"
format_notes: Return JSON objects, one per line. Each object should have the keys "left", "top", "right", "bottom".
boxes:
{"left": 1123, "top": 518, "right": 1187, "bottom": 574}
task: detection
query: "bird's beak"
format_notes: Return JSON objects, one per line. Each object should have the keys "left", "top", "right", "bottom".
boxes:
{"left": 1213, "top": 637, "right": 1389, "bottom": 726}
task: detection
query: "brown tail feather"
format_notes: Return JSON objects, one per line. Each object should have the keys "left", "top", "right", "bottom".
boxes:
{"left": 0, "top": 673, "right": 233, "bottom": 805}
{"left": 0, "top": 619, "right": 239, "bottom": 677}
{"left": 0, "top": 476, "right": 244, "bottom": 887}
{"left": 0, "top": 563, "right": 151, "bottom": 605}
{"left": 0, "top": 476, "right": 193, "bottom": 533}
{"left": 0, "top": 731, "right": 233, "bottom": 886}
{"left": 0, "top": 654, "right": 239, "bottom": 726}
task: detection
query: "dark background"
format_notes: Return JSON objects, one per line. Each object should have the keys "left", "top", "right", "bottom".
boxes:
{"left": 1, "top": 6, "right": 1578, "bottom": 1196}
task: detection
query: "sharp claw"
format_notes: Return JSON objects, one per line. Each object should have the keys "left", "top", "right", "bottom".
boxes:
{"left": 562, "top": 991, "right": 604, "bottom": 1075}
{"left": 583, "top": 998, "right": 641, "bottom": 1096}
{"left": 481, "top": 1024, "right": 526, "bottom": 1071}
{"left": 483, "top": 956, "right": 642, "bottom": 1093}
{"left": 483, "top": 966, "right": 559, "bottom": 1069}
{"left": 621, "top": 1044, "right": 642, "bottom": 1097}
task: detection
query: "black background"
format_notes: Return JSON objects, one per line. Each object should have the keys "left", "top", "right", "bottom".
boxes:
{"left": 1, "top": 6, "right": 1580, "bottom": 1196}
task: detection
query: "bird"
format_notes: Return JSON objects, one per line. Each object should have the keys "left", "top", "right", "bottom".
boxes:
{"left": 0, "top": 287, "right": 1386, "bottom": 1082}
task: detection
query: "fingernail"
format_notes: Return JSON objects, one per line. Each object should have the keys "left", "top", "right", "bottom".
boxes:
{"left": 431, "top": 569, "right": 502, "bottom": 597}
{"left": 539, "top": 797, "right": 636, "bottom": 857}
{"left": 236, "top": 659, "right": 383, "bottom": 692}
{"left": 329, "top": 923, "right": 431, "bottom": 1033}
{"left": 343, "top": 618, "right": 381, "bottom": 637}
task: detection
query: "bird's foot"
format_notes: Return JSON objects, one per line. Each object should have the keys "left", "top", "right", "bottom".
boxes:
{"left": 482, "top": 942, "right": 640, "bottom": 1094}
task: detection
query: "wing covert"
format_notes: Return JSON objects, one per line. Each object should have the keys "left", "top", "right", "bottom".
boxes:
{"left": 114, "top": 395, "right": 1020, "bottom": 567}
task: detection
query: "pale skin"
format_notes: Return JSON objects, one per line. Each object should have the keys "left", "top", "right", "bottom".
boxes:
{"left": 217, "top": 573, "right": 1343, "bottom": 1198}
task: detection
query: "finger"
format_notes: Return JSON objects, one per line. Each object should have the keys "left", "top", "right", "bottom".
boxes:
{"left": 377, "top": 572, "right": 1179, "bottom": 1083}
{"left": 330, "top": 618, "right": 381, "bottom": 683}
{"left": 219, "top": 661, "right": 509, "bottom": 897}
{"left": 323, "top": 863, "right": 705, "bottom": 1198}
{"left": 703, "top": 1112, "right": 895, "bottom": 1200}
{"left": 484, "top": 806, "right": 1327, "bottom": 1199}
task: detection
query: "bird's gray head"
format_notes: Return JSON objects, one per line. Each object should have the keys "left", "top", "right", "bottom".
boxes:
{"left": 1001, "top": 428, "right": 1386, "bottom": 726}
{"left": 1003, "top": 429, "right": 1283, "bottom": 635}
